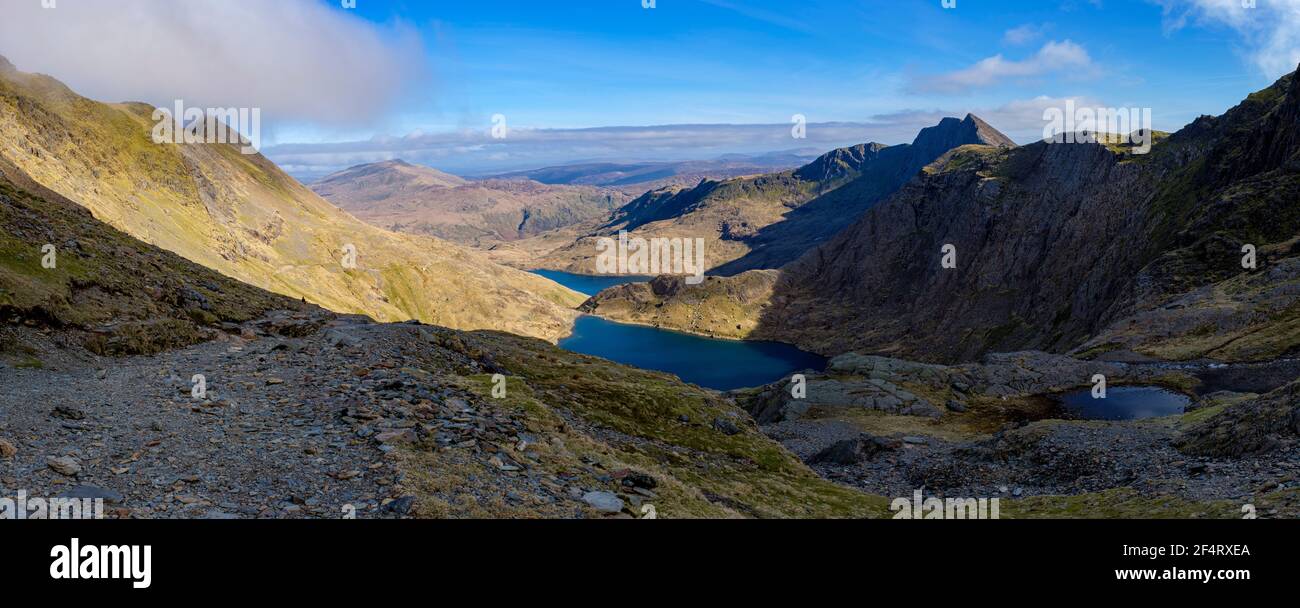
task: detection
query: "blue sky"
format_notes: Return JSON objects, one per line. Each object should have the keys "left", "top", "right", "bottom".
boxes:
{"left": 4, "top": 0, "right": 1297, "bottom": 176}
{"left": 326, "top": 0, "right": 1274, "bottom": 131}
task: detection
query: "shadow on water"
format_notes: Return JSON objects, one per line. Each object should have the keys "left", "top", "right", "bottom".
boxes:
{"left": 529, "top": 270, "right": 650, "bottom": 297}
{"left": 558, "top": 315, "right": 826, "bottom": 391}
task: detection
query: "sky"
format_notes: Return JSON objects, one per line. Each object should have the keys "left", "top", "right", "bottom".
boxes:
{"left": 2, "top": 0, "right": 1299, "bottom": 177}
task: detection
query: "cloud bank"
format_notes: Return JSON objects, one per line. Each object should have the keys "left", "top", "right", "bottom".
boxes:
{"left": 264, "top": 95, "right": 1115, "bottom": 180}
{"left": 0, "top": 0, "right": 423, "bottom": 126}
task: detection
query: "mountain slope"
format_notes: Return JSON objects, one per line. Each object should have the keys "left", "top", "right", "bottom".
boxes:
{"left": 0, "top": 170, "right": 882, "bottom": 518}
{"left": 311, "top": 160, "right": 626, "bottom": 246}
{"left": 524, "top": 115, "right": 1015, "bottom": 276}
{"left": 587, "top": 67, "right": 1300, "bottom": 364}
{"left": 0, "top": 59, "right": 582, "bottom": 341}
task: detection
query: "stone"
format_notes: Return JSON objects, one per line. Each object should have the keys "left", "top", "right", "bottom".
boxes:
{"left": 51, "top": 406, "right": 86, "bottom": 421}
{"left": 711, "top": 417, "right": 742, "bottom": 436}
{"left": 47, "top": 456, "right": 82, "bottom": 476}
{"left": 0, "top": 438, "right": 16, "bottom": 459}
{"left": 809, "top": 434, "right": 903, "bottom": 465}
{"left": 581, "top": 491, "right": 625, "bottom": 514}
{"left": 375, "top": 430, "right": 416, "bottom": 445}
{"left": 946, "top": 400, "right": 968, "bottom": 413}
{"left": 621, "top": 472, "right": 658, "bottom": 490}
{"left": 58, "top": 484, "right": 125, "bottom": 504}
{"left": 382, "top": 496, "right": 416, "bottom": 515}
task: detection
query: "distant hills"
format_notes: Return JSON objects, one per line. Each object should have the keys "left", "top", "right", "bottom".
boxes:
{"left": 519, "top": 114, "right": 1015, "bottom": 276}
{"left": 487, "top": 151, "right": 818, "bottom": 192}
{"left": 311, "top": 160, "right": 627, "bottom": 246}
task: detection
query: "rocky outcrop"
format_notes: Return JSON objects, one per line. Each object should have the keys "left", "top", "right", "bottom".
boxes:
{"left": 1176, "top": 380, "right": 1300, "bottom": 457}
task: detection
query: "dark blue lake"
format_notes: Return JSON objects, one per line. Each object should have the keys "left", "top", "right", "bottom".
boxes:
{"left": 1055, "top": 386, "right": 1190, "bottom": 421}
{"left": 559, "top": 315, "right": 826, "bottom": 391}
{"left": 530, "top": 269, "right": 649, "bottom": 296}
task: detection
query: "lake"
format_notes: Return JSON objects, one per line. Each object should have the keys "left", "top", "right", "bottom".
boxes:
{"left": 530, "top": 269, "right": 650, "bottom": 296}
{"left": 558, "top": 315, "right": 826, "bottom": 391}
{"left": 1054, "top": 386, "right": 1191, "bottom": 421}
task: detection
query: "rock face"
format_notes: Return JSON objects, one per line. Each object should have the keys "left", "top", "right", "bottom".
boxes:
{"left": 755, "top": 68, "right": 1300, "bottom": 363}
{"left": 526, "top": 115, "right": 1015, "bottom": 276}
{"left": 0, "top": 58, "right": 583, "bottom": 342}
{"left": 311, "top": 160, "right": 626, "bottom": 245}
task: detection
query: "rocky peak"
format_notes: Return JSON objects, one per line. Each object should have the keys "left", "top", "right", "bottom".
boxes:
{"left": 793, "top": 142, "right": 888, "bottom": 183}
{"left": 911, "top": 114, "right": 1016, "bottom": 158}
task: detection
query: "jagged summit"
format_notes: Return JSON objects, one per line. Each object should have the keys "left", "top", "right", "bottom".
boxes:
{"left": 911, "top": 114, "right": 1017, "bottom": 157}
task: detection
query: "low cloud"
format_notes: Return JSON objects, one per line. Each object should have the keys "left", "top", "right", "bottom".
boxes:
{"left": 908, "top": 40, "right": 1096, "bottom": 93}
{"left": 0, "top": 0, "right": 423, "bottom": 126}
{"left": 265, "top": 122, "right": 895, "bottom": 179}
{"left": 1159, "top": 0, "right": 1300, "bottom": 78}
{"left": 265, "top": 100, "right": 1125, "bottom": 180}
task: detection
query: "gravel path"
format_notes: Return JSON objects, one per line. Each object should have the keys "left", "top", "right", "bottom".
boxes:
{"left": 0, "top": 313, "right": 423, "bottom": 519}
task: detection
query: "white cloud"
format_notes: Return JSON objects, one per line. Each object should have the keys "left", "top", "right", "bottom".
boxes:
{"left": 908, "top": 40, "right": 1096, "bottom": 93}
{"left": 1159, "top": 0, "right": 1300, "bottom": 78}
{"left": 1003, "top": 23, "right": 1049, "bottom": 45}
{"left": 0, "top": 0, "right": 424, "bottom": 126}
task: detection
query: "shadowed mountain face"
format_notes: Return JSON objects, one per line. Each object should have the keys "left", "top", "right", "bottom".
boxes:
{"left": 0, "top": 163, "right": 309, "bottom": 363}
{"left": 523, "top": 115, "right": 1015, "bottom": 275}
{"left": 0, "top": 59, "right": 583, "bottom": 341}
{"left": 311, "top": 160, "right": 627, "bottom": 245}
{"left": 584, "top": 67, "right": 1300, "bottom": 364}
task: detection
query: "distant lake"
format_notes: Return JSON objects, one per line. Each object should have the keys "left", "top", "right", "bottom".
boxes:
{"left": 559, "top": 315, "right": 826, "bottom": 391}
{"left": 1055, "top": 386, "right": 1190, "bottom": 421}
{"left": 530, "top": 269, "right": 650, "bottom": 297}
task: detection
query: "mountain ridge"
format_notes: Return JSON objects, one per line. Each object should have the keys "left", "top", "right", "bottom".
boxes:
{"left": 0, "top": 58, "right": 584, "bottom": 342}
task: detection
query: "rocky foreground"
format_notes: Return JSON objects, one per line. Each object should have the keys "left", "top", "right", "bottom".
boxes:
{"left": 733, "top": 351, "right": 1300, "bottom": 517}
{"left": 1, "top": 310, "right": 886, "bottom": 519}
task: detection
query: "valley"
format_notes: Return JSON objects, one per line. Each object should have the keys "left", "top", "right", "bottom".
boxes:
{"left": 5, "top": 54, "right": 1300, "bottom": 521}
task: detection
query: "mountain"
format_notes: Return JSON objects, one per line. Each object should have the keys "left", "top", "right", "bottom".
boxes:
{"left": 311, "top": 160, "right": 627, "bottom": 246}
{"left": 0, "top": 58, "right": 583, "bottom": 341}
{"left": 585, "top": 67, "right": 1300, "bottom": 365}
{"left": 0, "top": 161, "right": 309, "bottom": 365}
{"left": 0, "top": 168, "right": 881, "bottom": 518}
{"left": 523, "top": 114, "right": 1015, "bottom": 276}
